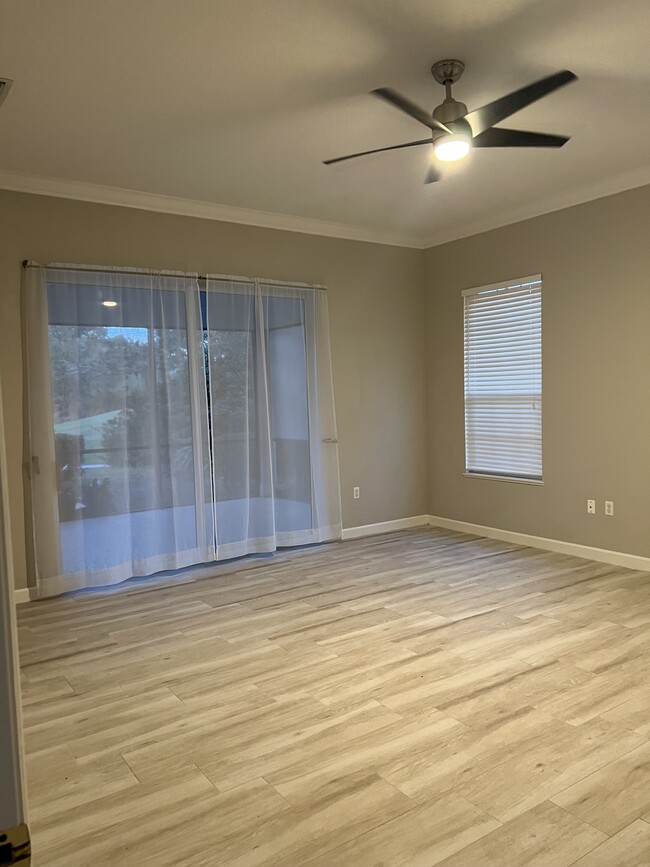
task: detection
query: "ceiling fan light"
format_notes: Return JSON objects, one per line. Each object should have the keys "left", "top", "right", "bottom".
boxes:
{"left": 434, "top": 134, "right": 471, "bottom": 161}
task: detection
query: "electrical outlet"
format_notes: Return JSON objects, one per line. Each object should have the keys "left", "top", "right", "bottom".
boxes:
{"left": 353, "top": 486, "right": 360, "bottom": 500}
{"left": 605, "top": 500, "right": 614, "bottom": 516}
{"left": 587, "top": 499, "right": 596, "bottom": 515}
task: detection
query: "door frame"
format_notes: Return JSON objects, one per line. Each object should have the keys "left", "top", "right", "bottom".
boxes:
{"left": 0, "top": 376, "right": 28, "bottom": 842}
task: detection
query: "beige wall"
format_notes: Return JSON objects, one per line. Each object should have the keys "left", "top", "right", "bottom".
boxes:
{"left": 425, "top": 184, "right": 650, "bottom": 558}
{"left": 0, "top": 190, "right": 428, "bottom": 589}
{"left": 2, "top": 184, "right": 648, "bottom": 590}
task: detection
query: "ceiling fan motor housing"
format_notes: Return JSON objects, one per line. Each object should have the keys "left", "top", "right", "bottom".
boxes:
{"left": 432, "top": 102, "right": 472, "bottom": 140}
{"left": 433, "top": 100, "right": 468, "bottom": 124}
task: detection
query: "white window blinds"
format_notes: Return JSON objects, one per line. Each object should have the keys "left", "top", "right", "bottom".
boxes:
{"left": 463, "top": 275, "right": 542, "bottom": 481}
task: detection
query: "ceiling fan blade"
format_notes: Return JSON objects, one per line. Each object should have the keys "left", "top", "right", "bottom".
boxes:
{"left": 424, "top": 165, "right": 441, "bottom": 184}
{"left": 473, "top": 128, "right": 570, "bottom": 148}
{"left": 372, "top": 87, "right": 451, "bottom": 134}
{"left": 465, "top": 70, "right": 577, "bottom": 137}
{"left": 324, "top": 138, "right": 432, "bottom": 165}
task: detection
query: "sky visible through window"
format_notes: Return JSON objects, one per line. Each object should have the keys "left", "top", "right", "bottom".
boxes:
{"left": 106, "top": 326, "right": 148, "bottom": 343}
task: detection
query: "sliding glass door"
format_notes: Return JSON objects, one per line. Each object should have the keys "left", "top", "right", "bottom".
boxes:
{"left": 203, "top": 279, "right": 340, "bottom": 559}
{"left": 25, "top": 265, "right": 341, "bottom": 597}
{"left": 26, "top": 268, "right": 211, "bottom": 596}
{"left": 264, "top": 290, "right": 313, "bottom": 534}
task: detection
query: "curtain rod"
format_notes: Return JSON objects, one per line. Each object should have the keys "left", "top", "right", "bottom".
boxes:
{"left": 22, "top": 261, "right": 327, "bottom": 291}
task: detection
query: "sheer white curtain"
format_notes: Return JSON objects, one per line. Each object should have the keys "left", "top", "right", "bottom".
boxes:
{"left": 204, "top": 277, "right": 341, "bottom": 559}
{"left": 25, "top": 265, "right": 211, "bottom": 597}
{"left": 25, "top": 265, "right": 341, "bottom": 597}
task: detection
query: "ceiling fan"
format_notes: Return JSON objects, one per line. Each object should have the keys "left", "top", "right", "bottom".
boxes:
{"left": 324, "top": 60, "right": 577, "bottom": 184}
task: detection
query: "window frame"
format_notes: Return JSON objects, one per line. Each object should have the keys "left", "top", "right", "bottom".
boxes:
{"left": 462, "top": 274, "right": 543, "bottom": 485}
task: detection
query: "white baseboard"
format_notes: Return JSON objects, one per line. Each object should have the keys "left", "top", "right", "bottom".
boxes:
{"left": 427, "top": 515, "right": 650, "bottom": 572}
{"left": 15, "top": 515, "right": 647, "bottom": 602}
{"left": 14, "top": 588, "right": 32, "bottom": 605}
{"left": 342, "top": 515, "right": 429, "bottom": 541}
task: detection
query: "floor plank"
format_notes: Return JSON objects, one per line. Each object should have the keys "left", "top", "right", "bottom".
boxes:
{"left": 436, "top": 801, "right": 607, "bottom": 866}
{"left": 570, "top": 820, "right": 650, "bottom": 866}
{"left": 551, "top": 740, "right": 650, "bottom": 835}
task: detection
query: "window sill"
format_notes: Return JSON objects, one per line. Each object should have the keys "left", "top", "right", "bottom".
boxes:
{"left": 463, "top": 472, "right": 544, "bottom": 486}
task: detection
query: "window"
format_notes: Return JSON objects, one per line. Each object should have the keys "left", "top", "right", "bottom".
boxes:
{"left": 463, "top": 275, "right": 542, "bottom": 482}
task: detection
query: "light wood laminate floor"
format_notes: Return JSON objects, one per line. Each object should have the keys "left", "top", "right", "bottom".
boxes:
{"left": 17, "top": 528, "right": 650, "bottom": 866}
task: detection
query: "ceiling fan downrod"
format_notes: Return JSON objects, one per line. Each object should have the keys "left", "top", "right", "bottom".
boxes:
{"left": 431, "top": 59, "right": 468, "bottom": 125}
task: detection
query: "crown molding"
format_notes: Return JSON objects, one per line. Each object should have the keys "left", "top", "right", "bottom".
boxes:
{"left": 420, "top": 165, "right": 650, "bottom": 248}
{"left": 0, "top": 166, "right": 648, "bottom": 252}
{"left": 0, "top": 170, "right": 422, "bottom": 249}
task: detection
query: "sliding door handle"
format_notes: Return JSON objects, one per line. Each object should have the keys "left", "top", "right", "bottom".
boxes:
{"left": 321, "top": 438, "right": 338, "bottom": 444}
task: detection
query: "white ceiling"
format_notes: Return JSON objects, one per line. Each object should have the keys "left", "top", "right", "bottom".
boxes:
{"left": 0, "top": 0, "right": 648, "bottom": 245}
